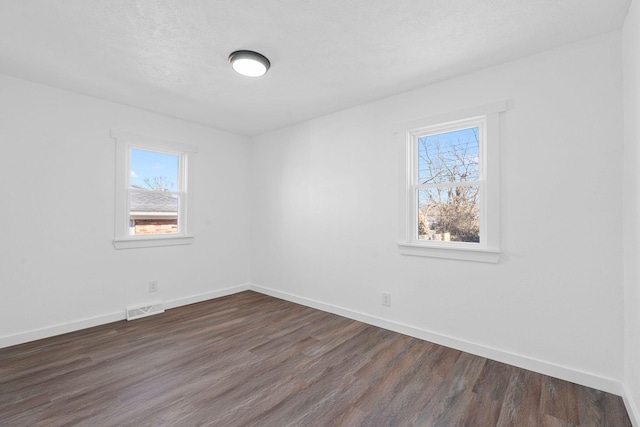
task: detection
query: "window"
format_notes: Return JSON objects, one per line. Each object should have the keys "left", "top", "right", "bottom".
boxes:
{"left": 396, "top": 101, "right": 506, "bottom": 262}
{"left": 111, "top": 131, "right": 196, "bottom": 249}
{"left": 129, "top": 149, "right": 180, "bottom": 236}
{"left": 417, "top": 121, "right": 482, "bottom": 243}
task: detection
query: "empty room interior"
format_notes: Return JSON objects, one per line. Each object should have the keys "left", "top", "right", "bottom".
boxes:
{"left": 2, "top": 0, "right": 640, "bottom": 425}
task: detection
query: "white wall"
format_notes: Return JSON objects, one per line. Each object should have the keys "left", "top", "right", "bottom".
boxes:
{"left": 250, "top": 33, "right": 625, "bottom": 392}
{"left": 623, "top": 0, "right": 640, "bottom": 423}
{"left": 0, "top": 74, "right": 250, "bottom": 347}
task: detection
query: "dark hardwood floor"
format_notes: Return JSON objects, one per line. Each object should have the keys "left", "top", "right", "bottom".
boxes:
{"left": 0, "top": 291, "right": 632, "bottom": 426}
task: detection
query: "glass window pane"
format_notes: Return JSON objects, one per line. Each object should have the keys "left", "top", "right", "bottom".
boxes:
{"left": 418, "top": 186, "right": 480, "bottom": 243}
{"left": 130, "top": 149, "right": 179, "bottom": 191}
{"left": 417, "top": 127, "right": 479, "bottom": 184}
{"left": 129, "top": 190, "right": 179, "bottom": 235}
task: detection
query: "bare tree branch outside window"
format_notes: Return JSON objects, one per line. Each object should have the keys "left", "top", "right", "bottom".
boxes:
{"left": 143, "top": 176, "right": 174, "bottom": 192}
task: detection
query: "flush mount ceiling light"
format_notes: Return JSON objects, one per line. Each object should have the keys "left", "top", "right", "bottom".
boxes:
{"left": 228, "top": 50, "right": 270, "bottom": 77}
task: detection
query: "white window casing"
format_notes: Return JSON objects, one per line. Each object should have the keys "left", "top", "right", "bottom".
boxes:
{"left": 111, "top": 130, "right": 197, "bottom": 249}
{"left": 395, "top": 101, "right": 507, "bottom": 263}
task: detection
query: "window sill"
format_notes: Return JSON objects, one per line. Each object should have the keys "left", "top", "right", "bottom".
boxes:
{"left": 113, "top": 235, "right": 194, "bottom": 250}
{"left": 398, "top": 242, "right": 501, "bottom": 263}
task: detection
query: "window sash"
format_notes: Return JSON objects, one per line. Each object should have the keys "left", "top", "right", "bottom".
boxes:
{"left": 415, "top": 125, "right": 482, "bottom": 185}
{"left": 413, "top": 183, "right": 484, "bottom": 244}
{"left": 127, "top": 189, "right": 183, "bottom": 236}
{"left": 409, "top": 119, "right": 486, "bottom": 245}
{"left": 126, "top": 147, "right": 188, "bottom": 237}
{"left": 411, "top": 120, "right": 485, "bottom": 184}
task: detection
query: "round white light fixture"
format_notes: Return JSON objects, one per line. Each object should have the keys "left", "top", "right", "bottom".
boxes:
{"left": 229, "top": 50, "right": 270, "bottom": 77}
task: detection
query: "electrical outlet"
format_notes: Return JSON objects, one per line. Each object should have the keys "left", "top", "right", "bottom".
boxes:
{"left": 148, "top": 281, "right": 158, "bottom": 293}
{"left": 382, "top": 292, "right": 391, "bottom": 306}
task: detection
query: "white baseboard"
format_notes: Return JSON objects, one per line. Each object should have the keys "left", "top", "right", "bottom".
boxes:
{"left": 0, "top": 311, "right": 126, "bottom": 349}
{"left": 0, "top": 283, "right": 251, "bottom": 350}
{"left": 622, "top": 383, "right": 640, "bottom": 427}
{"left": 164, "top": 283, "right": 250, "bottom": 310}
{"left": 249, "top": 283, "right": 623, "bottom": 396}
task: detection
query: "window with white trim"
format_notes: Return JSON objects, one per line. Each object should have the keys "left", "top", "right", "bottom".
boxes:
{"left": 397, "top": 102, "right": 506, "bottom": 263}
{"left": 111, "top": 131, "right": 196, "bottom": 249}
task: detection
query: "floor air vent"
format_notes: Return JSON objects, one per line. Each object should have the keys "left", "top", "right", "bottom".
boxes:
{"left": 126, "top": 301, "right": 165, "bottom": 321}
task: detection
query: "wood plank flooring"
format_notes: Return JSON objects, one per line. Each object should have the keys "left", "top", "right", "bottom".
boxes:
{"left": 0, "top": 291, "right": 632, "bottom": 426}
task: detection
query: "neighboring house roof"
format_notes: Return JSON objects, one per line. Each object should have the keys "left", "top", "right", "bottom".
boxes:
{"left": 130, "top": 186, "right": 177, "bottom": 213}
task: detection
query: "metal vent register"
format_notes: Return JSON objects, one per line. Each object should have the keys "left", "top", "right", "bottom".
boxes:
{"left": 126, "top": 302, "right": 165, "bottom": 321}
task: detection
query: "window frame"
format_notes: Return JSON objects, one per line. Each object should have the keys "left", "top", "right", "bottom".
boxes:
{"left": 111, "top": 130, "right": 197, "bottom": 249}
{"left": 396, "top": 101, "right": 506, "bottom": 263}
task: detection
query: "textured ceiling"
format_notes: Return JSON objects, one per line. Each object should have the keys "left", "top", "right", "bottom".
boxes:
{"left": 0, "top": 0, "right": 632, "bottom": 136}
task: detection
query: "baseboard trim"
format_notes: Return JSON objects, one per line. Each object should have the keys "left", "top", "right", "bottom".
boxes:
{"left": 249, "top": 283, "right": 623, "bottom": 396}
{"left": 164, "top": 284, "right": 250, "bottom": 310}
{"left": 622, "top": 384, "right": 640, "bottom": 427}
{"left": 0, "top": 311, "right": 126, "bottom": 350}
{"left": 0, "top": 283, "right": 251, "bottom": 350}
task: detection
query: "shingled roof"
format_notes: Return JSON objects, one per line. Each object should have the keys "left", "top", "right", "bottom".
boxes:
{"left": 130, "top": 186, "right": 177, "bottom": 213}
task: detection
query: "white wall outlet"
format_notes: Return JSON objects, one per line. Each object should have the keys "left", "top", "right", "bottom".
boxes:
{"left": 148, "top": 280, "right": 158, "bottom": 293}
{"left": 382, "top": 292, "right": 391, "bottom": 306}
